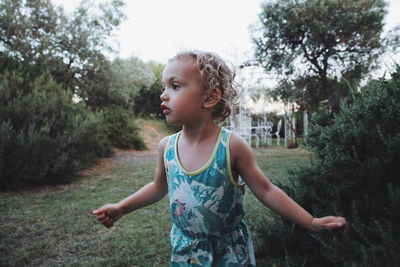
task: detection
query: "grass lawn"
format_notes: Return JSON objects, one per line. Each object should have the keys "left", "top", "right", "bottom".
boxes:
{"left": 0, "top": 146, "right": 312, "bottom": 266}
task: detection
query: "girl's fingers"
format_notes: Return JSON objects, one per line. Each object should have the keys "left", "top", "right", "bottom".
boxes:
{"left": 100, "top": 216, "right": 113, "bottom": 225}
{"left": 105, "top": 221, "right": 114, "bottom": 228}
{"left": 324, "top": 222, "right": 343, "bottom": 229}
{"left": 92, "top": 209, "right": 100, "bottom": 215}
{"left": 320, "top": 216, "right": 337, "bottom": 223}
{"left": 102, "top": 218, "right": 112, "bottom": 227}
{"left": 322, "top": 216, "right": 346, "bottom": 224}
{"left": 323, "top": 220, "right": 348, "bottom": 231}
{"left": 93, "top": 205, "right": 121, "bottom": 228}
{"left": 314, "top": 216, "right": 348, "bottom": 232}
{"left": 96, "top": 213, "right": 107, "bottom": 221}
{"left": 92, "top": 207, "right": 107, "bottom": 215}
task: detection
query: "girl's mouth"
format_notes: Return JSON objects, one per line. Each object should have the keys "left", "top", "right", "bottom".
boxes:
{"left": 161, "top": 104, "right": 171, "bottom": 115}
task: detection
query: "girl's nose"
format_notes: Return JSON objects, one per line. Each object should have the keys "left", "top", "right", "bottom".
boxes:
{"left": 160, "top": 89, "right": 168, "bottom": 101}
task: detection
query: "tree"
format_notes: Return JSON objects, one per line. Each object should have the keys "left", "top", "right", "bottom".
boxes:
{"left": 252, "top": 0, "right": 399, "bottom": 113}
{"left": 0, "top": 70, "right": 112, "bottom": 188}
{"left": 109, "top": 57, "right": 163, "bottom": 115}
{"left": 0, "top": 0, "right": 144, "bottom": 188}
{"left": 132, "top": 61, "right": 165, "bottom": 116}
{"left": 0, "top": 0, "right": 126, "bottom": 107}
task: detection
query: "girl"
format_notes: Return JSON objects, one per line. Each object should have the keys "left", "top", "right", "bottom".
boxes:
{"left": 93, "top": 51, "right": 347, "bottom": 266}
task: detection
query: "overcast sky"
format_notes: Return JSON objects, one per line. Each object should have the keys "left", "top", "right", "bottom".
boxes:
{"left": 54, "top": 0, "right": 400, "bottom": 64}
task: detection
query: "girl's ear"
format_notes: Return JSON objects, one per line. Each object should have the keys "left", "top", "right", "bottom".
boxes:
{"left": 203, "top": 88, "right": 221, "bottom": 109}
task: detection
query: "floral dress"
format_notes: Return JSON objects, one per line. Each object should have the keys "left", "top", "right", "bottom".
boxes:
{"left": 164, "top": 127, "right": 256, "bottom": 266}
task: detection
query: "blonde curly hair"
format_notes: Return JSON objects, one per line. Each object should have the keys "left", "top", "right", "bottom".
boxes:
{"left": 170, "top": 50, "right": 238, "bottom": 123}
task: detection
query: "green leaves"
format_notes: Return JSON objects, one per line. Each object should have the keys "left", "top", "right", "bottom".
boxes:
{"left": 253, "top": 0, "right": 398, "bottom": 113}
{"left": 0, "top": 0, "right": 126, "bottom": 98}
{"left": 0, "top": 1, "right": 157, "bottom": 188}
{"left": 0, "top": 70, "right": 112, "bottom": 189}
{"left": 100, "top": 106, "right": 146, "bottom": 150}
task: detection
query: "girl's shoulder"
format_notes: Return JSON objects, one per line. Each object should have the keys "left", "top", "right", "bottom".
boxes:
{"left": 162, "top": 130, "right": 181, "bottom": 145}
{"left": 160, "top": 131, "right": 181, "bottom": 159}
{"left": 158, "top": 135, "right": 172, "bottom": 154}
{"left": 228, "top": 131, "right": 254, "bottom": 161}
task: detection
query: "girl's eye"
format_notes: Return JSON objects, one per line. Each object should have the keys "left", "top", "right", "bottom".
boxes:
{"left": 171, "top": 83, "right": 181, "bottom": 90}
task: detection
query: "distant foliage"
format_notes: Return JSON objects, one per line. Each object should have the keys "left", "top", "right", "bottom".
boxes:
{"left": 0, "top": 0, "right": 126, "bottom": 106}
{"left": 0, "top": 71, "right": 112, "bottom": 189}
{"left": 132, "top": 61, "right": 165, "bottom": 117}
{"left": 256, "top": 66, "right": 400, "bottom": 266}
{"left": 110, "top": 58, "right": 165, "bottom": 116}
{"left": 0, "top": 0, "right": 151, "bottom": 188}
{"left": 101, "top": 106, "right": 146, "bottom": 150}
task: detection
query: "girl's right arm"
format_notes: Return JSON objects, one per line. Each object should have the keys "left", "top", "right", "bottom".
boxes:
{"left": 93, "top": 137, "right": 169, "bottom": 228}
{"left": 230, "top": 133, "right": 347, "bottom": 232}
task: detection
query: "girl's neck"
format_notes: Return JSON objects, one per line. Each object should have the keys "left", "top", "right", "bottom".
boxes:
{"left": 181, "top": 121, "right": 220, "bottom": 144}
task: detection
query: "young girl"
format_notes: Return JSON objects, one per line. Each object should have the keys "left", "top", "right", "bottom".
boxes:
{"left": 93, "top": 51, "right": 347, "bottom": 266}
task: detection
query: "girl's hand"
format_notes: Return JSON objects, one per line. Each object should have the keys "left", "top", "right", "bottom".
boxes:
{"left": 311, "top": 216, "right": 348, "bottom": 232}
{"left": 92, "top": 204, "right": 123, "bottom": 228}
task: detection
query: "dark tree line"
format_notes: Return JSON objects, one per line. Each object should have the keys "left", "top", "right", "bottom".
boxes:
{"left": 0, "top": 0, "right": 163, "bottom": 188}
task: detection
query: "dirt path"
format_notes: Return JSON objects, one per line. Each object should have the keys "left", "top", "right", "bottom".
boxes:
{"left": 80, "top": 122, "right": 167, "bottom": 177}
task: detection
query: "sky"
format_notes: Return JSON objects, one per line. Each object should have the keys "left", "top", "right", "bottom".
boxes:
{"left": 53, "top": 0, "right": 400, "bottom": 113}
{"left": 114, "top": 0, "right": 262, "bottom": 63}
{"left": 54, "top": 0, "right": 400, "bottom": 63}
{"left": 53, "top": 0, "right": 263, "bottom": 63}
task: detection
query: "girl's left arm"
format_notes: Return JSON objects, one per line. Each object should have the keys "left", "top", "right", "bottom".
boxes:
{"left": 230, "top": 134, "right": 347, "bottom": 232}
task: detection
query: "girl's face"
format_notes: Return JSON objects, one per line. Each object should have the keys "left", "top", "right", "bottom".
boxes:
{"left": 160, "top": 58, "right": 206, "bottom": 125}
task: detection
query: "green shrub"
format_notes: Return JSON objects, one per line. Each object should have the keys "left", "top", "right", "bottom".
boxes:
{"left": 0, "top": 71, "right": 112, "bottom": 188}
{"left": 101, "top": 106, "right": 146, "bottom": 150}
{"left": 256, "top": 66, "right": 400, "bottom": 266}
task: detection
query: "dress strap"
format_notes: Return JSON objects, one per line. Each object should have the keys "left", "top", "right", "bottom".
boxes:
{"left": 163, "top": 131, "right": 180, "bottom": 173}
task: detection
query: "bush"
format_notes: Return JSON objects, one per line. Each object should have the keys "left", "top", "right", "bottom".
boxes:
{"left": 0, "top": 71, "right": 112, "bottom": 189}
{"left": 256, "top": 66, "right": 400, "bottom": 266}
{"left": 101, "top": 106, "right": 146, "bottom": 150}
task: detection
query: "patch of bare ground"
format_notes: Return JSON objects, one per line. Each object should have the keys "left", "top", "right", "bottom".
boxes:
{"left": 139, "top": 123, "right": 167, "bottom": 151}
{"left": 77, "top": 122, "right": 166, "bottom": 177}
{"left": 77, "top": 148, "right": 156, "bottom": 178}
